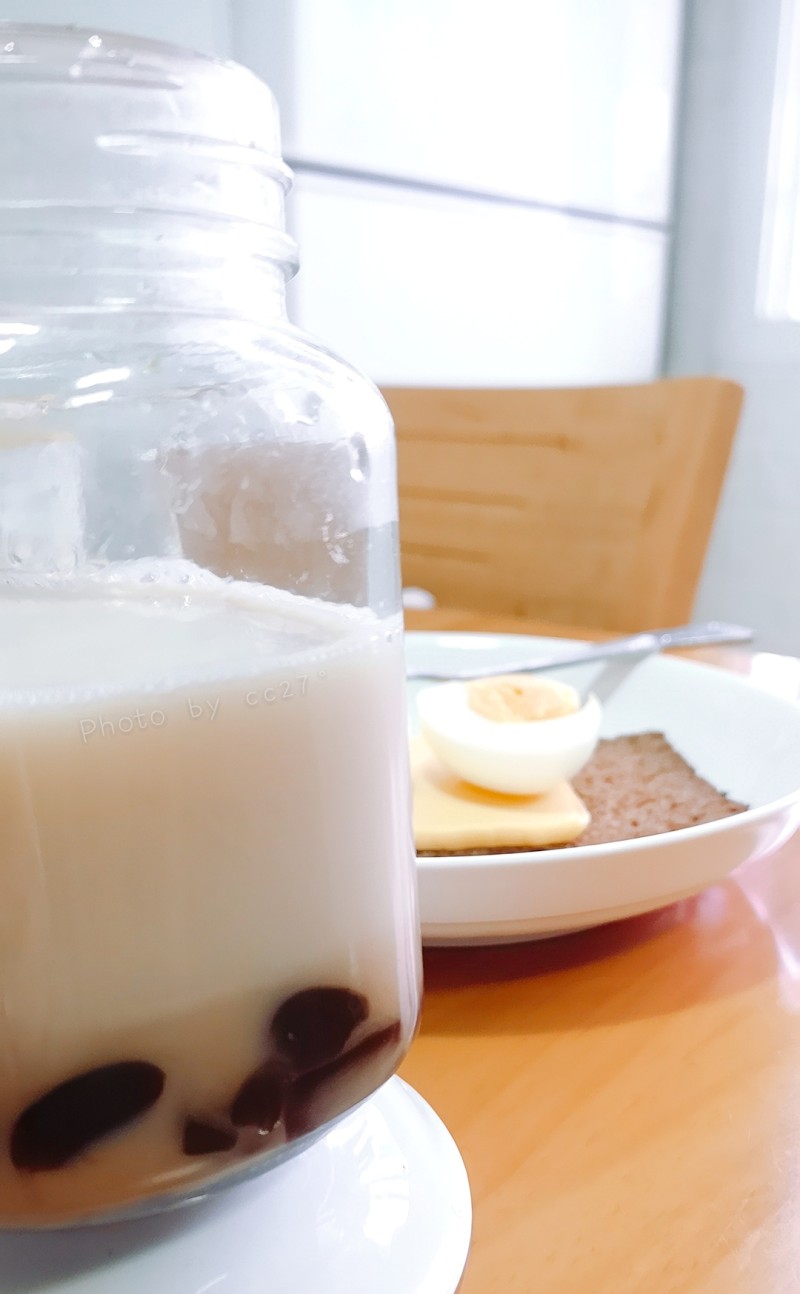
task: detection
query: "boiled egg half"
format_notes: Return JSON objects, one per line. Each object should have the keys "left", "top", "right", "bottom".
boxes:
{"left": 416, "top": 674, "right": 602, "bottom": 796}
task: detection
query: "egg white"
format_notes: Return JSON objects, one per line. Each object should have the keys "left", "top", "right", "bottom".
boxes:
{"left": 416, "top": 680, "right": 602, "bottom": 796}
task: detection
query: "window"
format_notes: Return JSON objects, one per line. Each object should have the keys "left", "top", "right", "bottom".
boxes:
{"left": 758, "top": 0, "right": 800, "bottom": 320}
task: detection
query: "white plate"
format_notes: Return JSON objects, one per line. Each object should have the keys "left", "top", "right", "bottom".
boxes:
{"left": 0, "top": 1078, "right": 471, "bottom": 1294}
{"left": 407, "top": 631, "right": 800, "bottom": 945}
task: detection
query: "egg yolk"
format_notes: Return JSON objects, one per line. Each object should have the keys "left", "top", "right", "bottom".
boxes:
{"left": 466, "top": 675, "right": 580, "bottom": 724}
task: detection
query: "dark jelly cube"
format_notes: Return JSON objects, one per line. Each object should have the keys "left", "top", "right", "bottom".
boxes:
{"left": 230, "top": 1063, "right": 284, "bottom": 1133}
{"left": 10, "top": 1060, "right": 165, "bottom": 1171}
{"left": 182, "top": 1119, "right": 237, "bottom": 1156}
{"left": 284, "top": 1019, "right": 402, "bottom": 1139}
{"left": 270, "top": 986, "right": 368, "bottom": 1074}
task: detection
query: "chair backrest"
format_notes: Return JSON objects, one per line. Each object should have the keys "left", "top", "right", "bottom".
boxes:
{"left": 384, "top": 378, "right": 744, "bottom": 631}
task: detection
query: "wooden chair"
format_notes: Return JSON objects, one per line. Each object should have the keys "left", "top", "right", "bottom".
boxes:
{"left": 384, "top": 378, "right": 744, "bottom": 632}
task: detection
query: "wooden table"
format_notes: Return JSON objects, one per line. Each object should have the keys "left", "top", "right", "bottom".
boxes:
{"left": 398, "top": 608, "right": 800, "bottom": 1294}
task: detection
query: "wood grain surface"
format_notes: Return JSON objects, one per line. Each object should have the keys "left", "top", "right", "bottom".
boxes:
{"left": 387, "top": 379, "right": 743, "bottom": 633}
{"left": 399, "top": 608, "right": 800, "bottom": 1294}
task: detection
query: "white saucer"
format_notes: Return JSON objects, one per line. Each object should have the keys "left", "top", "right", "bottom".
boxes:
{"left": 0, "top": 1079, "right": 471, "bottom": 1293}
{"left": 408, "top": 631, "right": 800, "bottom": 945}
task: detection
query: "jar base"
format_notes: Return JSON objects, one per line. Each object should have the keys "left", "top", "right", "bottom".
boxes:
{"left": 0, "top": 1078, "right": 471, "bottom": 1293}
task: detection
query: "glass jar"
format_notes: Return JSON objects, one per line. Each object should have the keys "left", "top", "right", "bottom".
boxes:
{"left": 0, "top": 24, "right": 420, "bottom": 1227}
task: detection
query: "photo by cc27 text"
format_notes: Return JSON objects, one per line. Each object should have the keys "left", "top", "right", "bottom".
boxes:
{"left": 78, "top": 674, "right": 314, "bottom": 743}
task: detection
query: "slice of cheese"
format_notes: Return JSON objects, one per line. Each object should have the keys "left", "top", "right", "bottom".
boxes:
{"left": 411, "top": 735, "right": 590, "bottom": 852}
